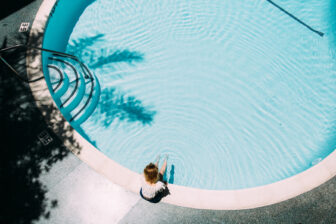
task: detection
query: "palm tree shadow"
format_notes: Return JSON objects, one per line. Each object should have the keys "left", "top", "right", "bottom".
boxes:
{"left": 90, "top": 49, "right": 144, "bottom": 69}
{"left": 66, "top": 34, "right": 145, "bottom": 70}
{"left": 93, "top": 87, "right": 156, "bottom": 127}
{"left": 66, "top": 34, "right": 105, "bottom": 60}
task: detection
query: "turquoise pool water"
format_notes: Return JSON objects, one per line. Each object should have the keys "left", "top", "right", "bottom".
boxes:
{"left": 43, "top": 0, "right": 336, "bottom": 190}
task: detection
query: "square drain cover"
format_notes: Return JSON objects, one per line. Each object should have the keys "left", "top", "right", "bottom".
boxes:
{"left": 19, "top": 22, "right": 30, "bottom": 32}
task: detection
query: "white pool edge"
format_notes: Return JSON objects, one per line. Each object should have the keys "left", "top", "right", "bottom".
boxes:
{"left": 27, "top": 0, "right": 336, "bottom": 210}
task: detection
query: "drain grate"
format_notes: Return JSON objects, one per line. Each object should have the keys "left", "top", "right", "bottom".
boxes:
{"left": 18, "top": 22, "right": 30, "bottom": 32}
{"left": 38, "top": 130, "right": 53, "bottom": 146}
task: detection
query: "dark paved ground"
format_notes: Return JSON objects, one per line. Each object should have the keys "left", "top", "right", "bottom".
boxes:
{"left": 0, "top": 0, "right": 42, "bottom": 45}
{"left": 1, "top": 1, "right": 335, "bottom": 224}
{"left": 0, "top": 1, "right": 73, "bottom": 224}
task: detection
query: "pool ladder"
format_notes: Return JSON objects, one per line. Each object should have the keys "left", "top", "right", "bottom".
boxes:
{"left": 47, "top": 54, "right": 100, "bottom": 126}
{"left": 0, "top": 44, "right": 101, "bottom": 126}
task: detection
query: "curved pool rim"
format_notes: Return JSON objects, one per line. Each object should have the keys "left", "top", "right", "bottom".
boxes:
{"left": 27, "top": 0, "right": 336, "bottom": 210}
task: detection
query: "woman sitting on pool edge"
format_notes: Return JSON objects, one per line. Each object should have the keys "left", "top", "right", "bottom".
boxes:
{"left": 140, "top": 155, "right": 170, "bottom": 203}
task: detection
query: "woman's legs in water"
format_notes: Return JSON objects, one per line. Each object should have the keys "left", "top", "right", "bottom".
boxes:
{"left": 154, "top": 154, "right": 168, "bottom": 176}
{"left": 154, "top": 155, "right": 160, "bottom": 167}
{"left": 160, "top": 155, "right": 168, "bottom": 176}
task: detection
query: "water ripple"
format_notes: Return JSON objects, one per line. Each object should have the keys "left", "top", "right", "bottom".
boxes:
{"left": 68, "top": 0, "right": 336, "bottom": 190}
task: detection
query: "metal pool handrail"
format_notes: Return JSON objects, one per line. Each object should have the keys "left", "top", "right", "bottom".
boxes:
{"left": 49, "top": 57, "right": 80, "bottom": 108}
{"left": 0, "top": 44, "right": 98, "bottom": 124}
{"left": 47, "top": 64, "right": 64, "bottom": 92}
{"left": 69, "top": 62, "right": 95, "bottom": 122}
{"left": 0, "top": 44, "right": 93, "bottom": 82}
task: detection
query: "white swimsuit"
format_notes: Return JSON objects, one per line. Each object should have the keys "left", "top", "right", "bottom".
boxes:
{"left": 141, "top": 175, "right": 166, "bottom": 199}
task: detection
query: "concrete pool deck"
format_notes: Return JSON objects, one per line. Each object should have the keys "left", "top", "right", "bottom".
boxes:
{"left": 34, "top": 147, "right": 336, "bottom": 224}
{"left": 1, "top": 0, "right": 335, "bottom": 223}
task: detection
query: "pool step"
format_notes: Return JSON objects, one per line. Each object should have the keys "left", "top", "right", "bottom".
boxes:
{"left": 47, "top": 56, "right": 100, "bottom": 126}
{"left": 47, "top": 64, "right": 69, "bottom": 106}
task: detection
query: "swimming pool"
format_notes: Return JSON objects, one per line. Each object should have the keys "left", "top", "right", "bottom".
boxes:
{"left": 41, "top": 0, "right": 336, "bottom": 192}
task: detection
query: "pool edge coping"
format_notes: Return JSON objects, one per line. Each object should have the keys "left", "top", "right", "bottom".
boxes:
{"left": 27, "top": 0, "right": 336, "bottom": 210}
